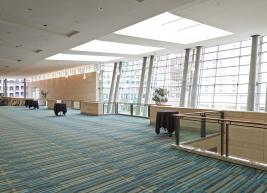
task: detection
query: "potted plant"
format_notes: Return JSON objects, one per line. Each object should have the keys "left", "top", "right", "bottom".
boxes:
{"left": 152, "top": 88, "right": 168, "bottom": 105}
{"left": 40, "top": 90, "right": 48, "bottom": 106}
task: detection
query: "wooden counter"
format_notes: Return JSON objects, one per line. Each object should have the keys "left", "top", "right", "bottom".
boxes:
{"left": 150, "top": 105, "right": 211, "bottom": 125}
{"left": 47, "top": 99, "right": 57, "bottom": 109}
{"left": 80, "top": 101, "right": 103, "bottom": 116}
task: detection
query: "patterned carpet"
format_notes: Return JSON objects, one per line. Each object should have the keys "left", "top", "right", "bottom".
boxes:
{"left": 0, "top": 106, "right": 266, "bottom": 193}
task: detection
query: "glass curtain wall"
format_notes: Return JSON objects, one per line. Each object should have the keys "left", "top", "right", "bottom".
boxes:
{"left": 257, "top": 36, "right": 267, "bottom": 111}
{"left": 197, "top": 40, "right": 252, "bottom": 110}
{"left": 99, "top": 36, "right": 267, "bottom": 112}
{"left": 99, "top": 54, "right": 186, "bottom": 105}
{"left": 99, "top": 63, "right": 114, "bottom": 102}
{"left": 151, "top": 53, "right": 185, "bottom": 106}
{"left": 118, "top": 60, "right": 144, "bottom": 103}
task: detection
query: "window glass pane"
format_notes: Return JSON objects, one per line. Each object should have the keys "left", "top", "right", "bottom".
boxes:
{"left": 241, "top": 47, "right": 251, "bottom": 55}
{"left": 218, "top": 49, "right": 240, "bottom": 59}
{"left": 217, "top": 57, "right": 239, "bottom": 68}
{"left": 205, "top": 46, "right": 217, "bottom": 53}
{"left": 240, "top": 56, "right": 250, "bottom": 65}
{"left": 204, "top": 52, "right": 217, "bottom": 60}
{"left": 219, "top": 42, "right": 240, "bottom": 51}
{"left": 202, "top": 60, "right": 216, "bottom": 69}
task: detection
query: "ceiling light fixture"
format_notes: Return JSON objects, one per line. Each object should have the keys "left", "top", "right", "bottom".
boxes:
{"left": 71, "top": 40, "right": 163, "bottom": 55}
{"left": 115, "top": 12, "right": 233, "bottom": 44}
{"left": 46, "top": 53, "right": 122, "bottom": 62}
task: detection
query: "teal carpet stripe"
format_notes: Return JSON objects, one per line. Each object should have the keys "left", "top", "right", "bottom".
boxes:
{"left": 0, "top": 106, "right": 266, "bottom": 193}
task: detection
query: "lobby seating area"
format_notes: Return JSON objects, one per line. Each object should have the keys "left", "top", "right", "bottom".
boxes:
{"left": 0, "top": 107, "right": 267, "bottom": 192}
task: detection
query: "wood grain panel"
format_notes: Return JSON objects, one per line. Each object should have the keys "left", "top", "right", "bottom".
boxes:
{"left": 28, "top": 72, "right": 98, "bottom": 101}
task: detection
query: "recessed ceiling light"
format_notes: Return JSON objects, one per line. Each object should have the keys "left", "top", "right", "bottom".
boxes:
{"left": 115, "top": 12, "right": 233, "bottom": 44}
{"left": 71, "top": 40, "right": 163, "bottom": 55}
{"left": 46, "top": 53, "right": 122, "bottom": 62}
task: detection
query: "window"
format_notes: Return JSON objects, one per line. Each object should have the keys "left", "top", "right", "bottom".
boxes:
{"left": 257, "top": 36, "right": 267, "bottom": 111}
{"left": 198, "top": 40, "right": 251, "bottom": 110}
{"left": 151, "top": 53, "right": 186, "bottom": 105}
{"left": 99, "top": 63, "right": 114, "bottom": 102}
{"left": 118, "top": 60, "right": 143, "bottom": 103}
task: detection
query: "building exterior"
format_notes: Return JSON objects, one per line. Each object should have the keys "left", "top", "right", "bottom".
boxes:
{"left": 0, "top": 79, "right": 25, "bottom": 97}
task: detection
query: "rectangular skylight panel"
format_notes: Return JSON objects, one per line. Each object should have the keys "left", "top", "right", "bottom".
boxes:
{"left": 115, "top": 12, "right": 233, "bottom": 44}
{"left": 147, "top": 12, "right": 181, "bottom": 26}
{"left": 174, "top": 24, "right": 233, "bottom": 44}
{"left": 71, "top": 40, "right": 163, "bottom": 55}
{"left": 46, "top": 54, "right": 122, "bottom": 62}
{"left": 163, "top": 18, "right": 199, "bottom": 31}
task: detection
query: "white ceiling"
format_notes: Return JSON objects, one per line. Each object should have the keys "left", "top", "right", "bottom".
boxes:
{"left": 1, "top": 0, "right": 267, "bottom": 77}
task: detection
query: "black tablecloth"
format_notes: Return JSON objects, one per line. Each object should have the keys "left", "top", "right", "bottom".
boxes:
{"left": 25, "top": 99, "right": 34, "bottom": 107}
{"left": 155, "top": 110, "right": 178, "bottom": 135}
{"left": 28, "top": 100, "right": 39, "bottom": 109}
{"left": 54, "top": 103, "right": 67, "bottom": 116}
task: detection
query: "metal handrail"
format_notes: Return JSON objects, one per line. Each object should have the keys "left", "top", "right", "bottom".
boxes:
{"left": 175, "top": 114, "right": 267, "bottom": 128}
{"left": 180, "top": 110, "right": 220, "bottom": 116}
{"left": 103, "top": 102, "right": 150, "bottom": 106}
{"left": 103, "top": 102, "right": 150, "bottom": 118}
{"left": 174, "top": 113, "right": 267, "bottom": 158}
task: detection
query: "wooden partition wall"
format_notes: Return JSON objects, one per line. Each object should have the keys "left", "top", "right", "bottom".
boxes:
{"left": 28, "top": 72, "right": 98, "bottom": 101}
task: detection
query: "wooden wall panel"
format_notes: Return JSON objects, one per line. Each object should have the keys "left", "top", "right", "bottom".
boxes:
{"left": 28, "top": 72, "right": 98, "bottom": 101}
